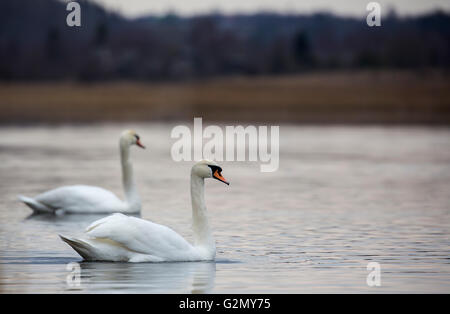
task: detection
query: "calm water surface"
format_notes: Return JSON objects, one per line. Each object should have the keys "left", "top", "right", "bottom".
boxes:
{"left": 0, "top": 124, "right": 449, "bottom": 293}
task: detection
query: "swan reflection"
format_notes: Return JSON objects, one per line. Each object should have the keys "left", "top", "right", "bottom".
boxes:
{"left": 73, "top": 261, "right": 216, "bottom": 293}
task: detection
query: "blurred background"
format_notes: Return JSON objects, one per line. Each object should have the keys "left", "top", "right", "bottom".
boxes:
{"left": 0, "top": 0, "right": 449, "bottom": 124}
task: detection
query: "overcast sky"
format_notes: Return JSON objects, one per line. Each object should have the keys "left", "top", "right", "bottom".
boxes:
{"left": 87, "top": 0, "right": 450, "bottom": 18}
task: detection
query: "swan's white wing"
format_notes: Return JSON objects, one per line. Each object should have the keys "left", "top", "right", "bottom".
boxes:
{"left": 35, "top": 185, "right": 126, "bottom": 213}
{"left": 85, "top": 214, "right": 200, "bottom": 261}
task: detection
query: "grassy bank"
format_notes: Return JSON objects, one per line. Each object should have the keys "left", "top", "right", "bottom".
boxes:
{"left": 1, "top": 70, "right": 449, "bottom": 124}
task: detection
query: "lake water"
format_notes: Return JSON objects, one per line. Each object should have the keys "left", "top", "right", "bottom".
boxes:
{"left": 0, "top": 124, "right": 449, "bottom": 293}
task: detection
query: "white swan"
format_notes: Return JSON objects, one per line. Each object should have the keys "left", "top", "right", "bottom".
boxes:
{"left": 59, "top": 160, "right": 229, "bottom": 262}
{"left": 18, "top": 130, "right": 145, "bottom": 214}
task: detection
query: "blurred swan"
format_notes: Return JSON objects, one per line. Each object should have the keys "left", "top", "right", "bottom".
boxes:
{"left": 60, "top": 160, "right": 229, "bottom": 262}
{"left": 18, "top": 130, "right": 145, "bottom": 214}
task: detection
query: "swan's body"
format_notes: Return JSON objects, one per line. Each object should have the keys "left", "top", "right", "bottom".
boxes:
{"left": 18, "top": 130, "right": 145, "bottom": 214}
{"left": 60, "top": 160, "right": 229, "bottom": 262}
{"left": 19, "top": 185, "right": 130, "bottom": 214}
{"left": 61, "top": 213, "right": 208, "bottom": 262}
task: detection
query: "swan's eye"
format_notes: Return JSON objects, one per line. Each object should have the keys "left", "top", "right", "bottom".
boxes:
{"left": 208, "top": 165, "right": 222, "bottom": 173}
{"left": 134, "top": 134, "right": 140, "bottom": 140}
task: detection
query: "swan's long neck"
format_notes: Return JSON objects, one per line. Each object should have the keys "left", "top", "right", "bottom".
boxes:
{"left": 120, "top": 142, "right": 141, "bottom": 212}
{"left": 191, "top": 174, "right": 215, "bottom": 253}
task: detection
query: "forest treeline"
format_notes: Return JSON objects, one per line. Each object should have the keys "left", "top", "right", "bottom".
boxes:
{"left": 1, "top": 0, "right": 449, "bottom": 81}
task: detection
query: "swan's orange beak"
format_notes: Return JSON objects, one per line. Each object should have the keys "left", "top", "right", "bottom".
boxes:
{"left": 136, "top": 139, "right": 146, "bottom": 149}
{"left": 213, "top": 169, "right": 229, "bottom": 185}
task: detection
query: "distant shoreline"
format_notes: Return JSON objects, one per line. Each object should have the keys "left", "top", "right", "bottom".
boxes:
{"left": 1, "top": 70, "right": 449, "bottom": 125}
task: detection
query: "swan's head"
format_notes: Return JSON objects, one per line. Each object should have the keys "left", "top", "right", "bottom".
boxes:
{"left": 192, "top": 159, "right": 229, "bottom": 185}
{"left": 120, "top": 129, "right": 145, "bottom": 149}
